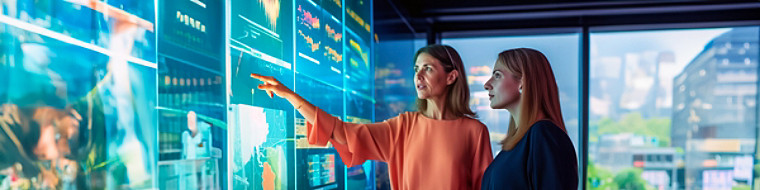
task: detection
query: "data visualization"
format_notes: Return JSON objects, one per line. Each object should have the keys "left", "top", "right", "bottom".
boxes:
{"left": 295, "top": 0, "right": 344, "bottom": 87}
{"left": 230, "top": 104, "right": 294, "bottom": 190}
{"left": 226, "top": 0, "right": 374, "bottom": 188}
{"left": 346, "top": 0, "right": 371, "bottom": 42}
{"left": 345, "top": 33, "right": 373, "bottom": 96}
{"left": 0, "top": 0, "right": 376, "bottom": 188}
{"left": 231, "top": 0, "right": 294, "bottom": 62}
{"left": 160, "top": 0, "right": 223, "bottom": 58}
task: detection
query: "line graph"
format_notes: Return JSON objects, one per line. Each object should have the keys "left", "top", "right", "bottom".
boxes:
{"left": 297, "top": 5, "right": 320, "bottom": 30}
{"left": 324, "top": 46, "right": 342, "bottom": 63}
{"left": 325, "top": 24, "right": 342, "bottom": 43}
{"left": 298, "top": 30, "right": 320, "bottom": 52}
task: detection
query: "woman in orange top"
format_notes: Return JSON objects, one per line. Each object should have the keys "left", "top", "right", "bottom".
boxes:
{"left": 252, "top": 44, "right": 493, "bottom": 189}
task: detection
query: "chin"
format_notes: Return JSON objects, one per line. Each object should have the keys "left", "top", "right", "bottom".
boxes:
{"left": 416, "top": 92, "right": 428, "bottom": 99}
{"left": 489, "top": 102, "right": 507, "bottom": 109}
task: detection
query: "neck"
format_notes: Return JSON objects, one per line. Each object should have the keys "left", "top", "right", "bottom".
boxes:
{"left": 424, "top": 94, "right": 456, "bottom": 120}
{"left": 507, "top": 103, "right": 521, "bottom": 128}
{"left": 507, "top": 103, "right": 549, "bottom": 129}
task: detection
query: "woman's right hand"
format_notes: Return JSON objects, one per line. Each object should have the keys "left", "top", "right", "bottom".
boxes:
{"left": 250, "top": 73, "right": 294, "bottom": 99}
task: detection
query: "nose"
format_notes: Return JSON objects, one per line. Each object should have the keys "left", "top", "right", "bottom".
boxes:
{"left": 415, "top": 69, "right": 424, "bottom": 81}
{"left": 484, "top": 78, "right": 492, "bottom": 90}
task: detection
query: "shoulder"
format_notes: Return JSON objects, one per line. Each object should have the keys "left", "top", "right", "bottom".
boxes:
{"left": 462, "top": 117, "right": 488, "bottom": 131}
{"left": 527, "top": 120, "right": 566, "bottom": 138}
{"left": 384, "top": 111, "right": 417, "bottom": 122}
{"left": 526, "top": 121, "right": 575, "bottom": 153}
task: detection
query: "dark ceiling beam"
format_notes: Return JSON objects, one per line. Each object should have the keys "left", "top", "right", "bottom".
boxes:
{"left": 431, "top": 2, "right": 760, "bottom": 22}
{"left": 394, "top": 1, "right": 760, "bottom": 34}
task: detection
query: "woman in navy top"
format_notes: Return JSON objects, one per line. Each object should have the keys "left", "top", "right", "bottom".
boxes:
{"left": 481, "top": 48, "right": 578, "bottom": 189}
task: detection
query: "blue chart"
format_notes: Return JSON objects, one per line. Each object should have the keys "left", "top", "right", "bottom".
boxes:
{"left": 295, "top": 0, "right": 343, "bottom": 87}
{"left": 231, "top": 0, "right": 293, "bottom": 62}
{"left": 1, "top": 0, "right": 379, "bottom": 188}
{"left": 345, "top": 33, "right": 373, "bottom": 96}
{"left": 160, "top": 0, "right": 223, "bottom": 59}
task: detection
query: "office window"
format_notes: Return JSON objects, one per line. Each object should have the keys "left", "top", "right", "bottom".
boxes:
{"left": 588, "top": 27, "right": 759, "bottom": 190}
{"left": 443, "top": 34, "right": 581, "bottom": 158}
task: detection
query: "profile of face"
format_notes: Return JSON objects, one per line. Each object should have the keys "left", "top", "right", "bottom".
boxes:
{"left": 484, "top": 61, "right": 522, "bottom": 109}
{"left": 414, "top": 53, "right": 457, "bottom": 100}
{"left": 33, "top": 124, "right": 60, "bottom": 161}
{"left": 30, "top": 108, "right": 64, "bottom": 161}
{"left": 187, "top": 111, "right": 197, "bottom": 135}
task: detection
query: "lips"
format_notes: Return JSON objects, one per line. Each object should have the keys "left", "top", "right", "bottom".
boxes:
{"left": 488, "top": 94, "right": 494, "bottom": 100}
{"left": 416, "top": 84, "right": 427, "bottom": 90}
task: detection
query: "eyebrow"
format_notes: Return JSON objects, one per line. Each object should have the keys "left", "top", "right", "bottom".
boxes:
{"left": 415, "top": 63, "right": 432, "bottom": 67}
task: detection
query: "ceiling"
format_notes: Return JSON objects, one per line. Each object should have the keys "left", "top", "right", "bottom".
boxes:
{"left": 374, "top": 0, "right": 760, "bottom": 38}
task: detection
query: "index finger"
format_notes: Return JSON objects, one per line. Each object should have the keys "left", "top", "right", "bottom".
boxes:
{"left": 250, "top": 73, "right": 276, "bottom": 83}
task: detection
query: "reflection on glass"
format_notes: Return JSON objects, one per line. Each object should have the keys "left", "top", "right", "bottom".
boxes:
{"left": 0, "top": 1, "right": 158, "bottom": 186}
{"left": 157, "top": 56, "right": 226, "bottom": 190}
{"left": 588, "top": 27, "right": 759, "bottom": 190}
{"left": 443, "top": 34, "right": 580, "bottom": 158}
{"left": 229, "top": 104, "right": 291, "bottom": 190}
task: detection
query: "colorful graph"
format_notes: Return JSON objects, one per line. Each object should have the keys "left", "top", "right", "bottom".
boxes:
{"left": 297, "top": 5, "right": 321, "bottom": 30}
{"left": 324, "top": 46, "right": 343, "bottom": 63}
{"left": 350, "top": 39, "right": 369, "bottom": 66}
{"left": 308, "top": 154, "right": 337, "bottom": 186}
{"left": 347, "top": 8, "right": 370, "bottom": 33}
{"left": 258, "top": 0, "right": 281, "bottom": 31}
{"left": 298, "top": 30, "right": 321, "bottom": 52}
{"left": 325, "top": 24, "right": 342, "bottom": 42}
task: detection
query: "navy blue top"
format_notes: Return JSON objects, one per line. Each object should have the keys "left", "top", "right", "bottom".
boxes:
{"left": 481, "top": 120, "right": 578, "bottom": 190}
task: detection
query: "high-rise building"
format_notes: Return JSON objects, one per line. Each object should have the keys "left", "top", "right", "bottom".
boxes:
{"left": 672, "top": 27, "right": 759, "bottom": 189}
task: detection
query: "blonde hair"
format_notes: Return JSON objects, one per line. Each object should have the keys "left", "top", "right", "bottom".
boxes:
{"left": 413, "top": 45, "right": 476, "bottom": 118}
{"left": 498, "top": 48, "right": 566, "bottom": 150}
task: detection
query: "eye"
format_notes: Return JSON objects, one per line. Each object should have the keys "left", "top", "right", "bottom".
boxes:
{"left": 413, "top": 66, "right": 419, "bottom": 72}
{"left": 425, "top": 67, "right": 433, "bottom": 72}
{"left": 494, "top": 73, "right": 501, "bottom": 79}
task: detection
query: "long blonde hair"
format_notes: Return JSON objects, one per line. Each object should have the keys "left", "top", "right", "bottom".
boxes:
{"left": 413, "top": 45, "right": 477, "bottom": 118}
{"left": 499, "top": 48, "right": 566, "bottom": 150}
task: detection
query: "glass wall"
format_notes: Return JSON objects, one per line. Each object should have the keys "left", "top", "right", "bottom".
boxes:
{"left": 2, "top": 0, "right": 759, "bottom": 189}
{"left": 443, "top": 34, "right": 581, "bottom": 158}
{"left": 588, "top": 27, "right": 759, "bottom": 190}
{"left": 0, "top": 0, "right": 158, "bottom": 188}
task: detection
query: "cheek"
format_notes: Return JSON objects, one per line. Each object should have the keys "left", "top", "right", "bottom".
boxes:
{"left": 431, "top": 73, "right": 449, "bottom": 89}
{"left": 495, "top": 80, "right": 518, "bottom": 99}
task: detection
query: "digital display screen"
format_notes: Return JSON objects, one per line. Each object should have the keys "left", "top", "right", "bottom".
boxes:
{"left": 1, "top": 0, "right": 375, "bottom": 188}
{"left": 229, "top": 104, "right": 294, "bottom": 190}
{"left": 295, "top": 0, "right": 343, "bottom": 87}
{"left": 0, "top": 20, "right": 158, "bottom": 188}
{"left": 157, "top": 56, "right": 227, "bottom": 190}
{"left": 231, "top": 0, "right": 294, "bottom": 63}
{"left": 345, "top": 33, "right": 372, "bottom": 96}
{"left": 160, "top": 0, "right": 223, "bottom": 59}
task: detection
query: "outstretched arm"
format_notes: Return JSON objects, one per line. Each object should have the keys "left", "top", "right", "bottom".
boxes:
{"left": 250, "top": 73, "right": 347, "bottom": 144}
